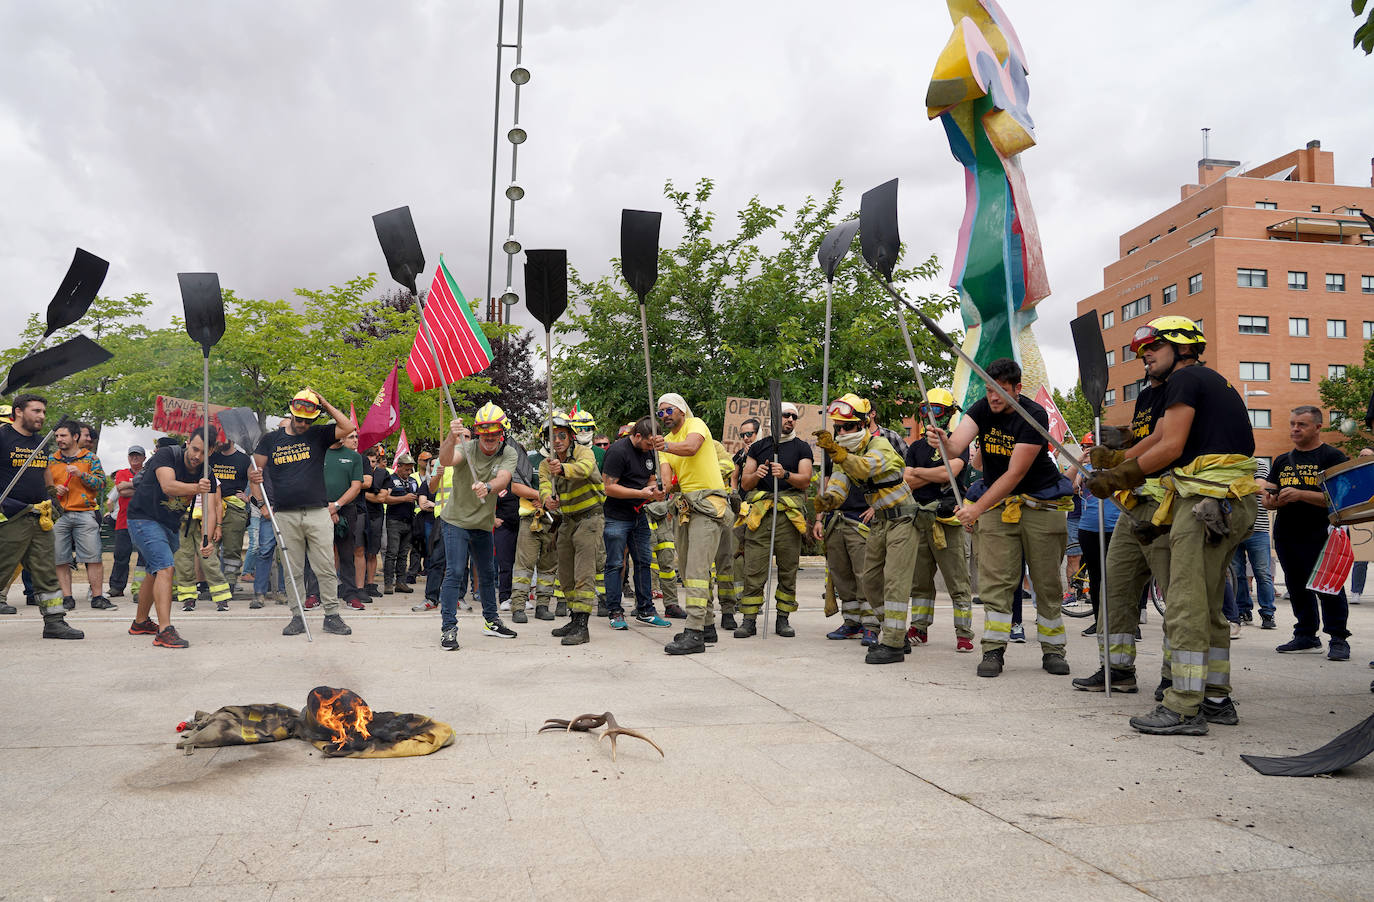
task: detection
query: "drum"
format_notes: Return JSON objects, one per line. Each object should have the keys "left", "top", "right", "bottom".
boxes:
{"left": 1322, "top": 457, "right": 1374, "bottom": 524}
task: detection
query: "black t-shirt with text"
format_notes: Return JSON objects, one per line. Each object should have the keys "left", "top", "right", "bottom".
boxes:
{"left": 383, "top": 473, "right": 419, "bottom": 524}
{"left": 747, "top": 435, "right": 813, "bottom": 494}
{"left": 209, "top": 449, "right": 251, "bottom": 498}
{"left": 254, "top": 423, "right": 335, "bottom": 510}
{"left": 365, "top": 465, "right": 390, "bottom": 520}
{"left": 1270, "top": 444, "right": 1347, "bottom": 540}
{"left": 0, "top": 424, "right": 50, "bottom": 514}
{"left": 904, "top": 439, "right": 969, "bottom": 504}
{"left": 602, "top": 436, "right": 656, "bottom": 522}
{"left": 1160, "top": 365, "right": 1254, "bottom": 468}
{"left": 128, "top": 445, "right": 218, "bottom": 530}
{"left": 965, "top": 395, "right": 1062, "bottom": 496}
{"left": 1128, "top": 382, "right": 1171, "bottom": 476}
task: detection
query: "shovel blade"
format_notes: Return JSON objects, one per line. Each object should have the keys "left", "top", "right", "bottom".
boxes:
{"left": 818, "top": 219, "right": 860, "bottom": 283}
{"left": 45, "top": 248, "right": 110, "bottom": 338}
{"left": 178, "top": 273, "right": 225, "bottom": 353}
{"left": 1241, "top": 713, "right": 1374, "bottom": 777}
{"left": 4, "top": 334, "right": 112, "bottom": 393}
{"left": 768, "top": 379, "right": 783, "bottom": 447}
{"left": 217, "top": 406, "right": 265, "bottom": 455}
{"left": 372, "top": 206, "right": 426, "bottom": 294}
{"left": 859, "top": 179, "right": 901, "bottom": 282}
{"left": 620, "top": 210, "right": 662, "bottom": 303}
{"left": 524, "top": 249, "right": 568, "bottom": 332}
{"left": 1070, "top": 311, "right": 1109, "bottom": 419}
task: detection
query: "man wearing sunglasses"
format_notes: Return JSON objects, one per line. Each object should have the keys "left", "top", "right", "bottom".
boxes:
{"left": 736, "top": 401, "right": 813, "bottom": 638}
{"left": 250, "top": 389, "right": 357, "bottom": 637}
{"left": 1086, "top": 315, "right": 1258, "bottom": 735}
{"left": 651, "top": 393, "right": 730, "bottom": 654}
{"left": 815, "top": 393, "right": 918, "bottom": 664}
{"left": 541, "top": 410, "right": 604, "bottom": 646}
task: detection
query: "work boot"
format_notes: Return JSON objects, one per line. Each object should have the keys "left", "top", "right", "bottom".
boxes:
{"left": 1129, "top": 704, "right": 1207, "bottom": 736}
{"left": 720, "top": 612, "right": 738, "bottom": 631}
{"left": 555, "top": 601, "right": 569, "bottom": 617}
{"left": 1042, "top": 653, "right": 1070, "bottom": 676}
{"left": 551, "top": 616, "right": 577, "bottom": 637}
{"left": 865, "top": 642, "right": 904, "bottom": 665}
{"left": 733, "top": 616, "right": 757, "bottom": 639}
{"left": 977, "top": 648, "right": 1004, "bottom": 678}
{"left": 1071, "top": 667, "right": 1138, "bottom": 693}
{"left": 394, "top": 583, "right": 413, "bottom": 594}
{"left": 250, "top": 595, "right": 266, "bottom": 610}
{"left": 774, "top": 612, "right": 795, "bottom": 638}
{"left": 1201, "top": 696, "right": 1239, "bottom": 725}
{"left": 323, "top": 614, "right": 352, "bottom": 635}
{"left": 560, "top": 611, "right": 590, "bottom": 646}
{"left": 664, "top": 603, "right": 687, "bottom": 619}
{"left": 282, "top": 616, "right": 306, "bottom": 636}
{"left": 596, "top": 599, "right": 609, "bottom": 618}
{"left": 1154, "top": 677, "right": 1172, "bottom": 702}
{"left": 512, "top": 609, "right": 528, "bottom": 623}
{"left": 383, "top": 583, "right": 395, "bottom": 595}
{"left": 42, "top": 615, "right": 84, "bottom": 640}
{"left": 0, "top": 602, "right": 14, "bottom": 615}
{"left": 676, "top": 623, "right": 718, "bottom": 644}
{"left": 664, "top": 628, "right": 705, "bottom": 655}
{"left": 90, "top": 595, "right": 117, "bottom": 610}
{"left": 535, "top": 604, "right": 554, "bottom": 621}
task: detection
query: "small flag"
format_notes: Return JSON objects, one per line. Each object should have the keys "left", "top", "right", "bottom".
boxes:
{"left": 348, "top": 402, "right": 358, "bottom": 430}
{"left": 391, "top": 429, "right": 410, "bottom": 469}
{"left": 406, "top": 257, "right": 493, "bottom": 391}
{"left": 1308, "top": 526, "right": 1354, "bottom": 596}
{"left": 357, "top": 366, "right": 401, "bottom": 452}
{"left": 1033, "top": 386, "right": 1070, "bottom": 446}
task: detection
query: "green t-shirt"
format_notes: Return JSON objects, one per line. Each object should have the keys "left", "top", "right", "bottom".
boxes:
{"left": 441, "top": 439, "right": 519, "bottom": 530}
{"left": 323, "top": 447, "right": 364, "bottom": 507}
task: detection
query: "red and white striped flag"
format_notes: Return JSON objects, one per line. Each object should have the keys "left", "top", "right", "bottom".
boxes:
{"left": 391, "top": 429, "right": 410, "bottom": 470}
{"left": 406, "top": 257, "right": 493, "bottom": 391}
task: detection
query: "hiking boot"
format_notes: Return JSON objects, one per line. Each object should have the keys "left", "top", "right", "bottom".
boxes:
{"left": 367, "top": 583, "right": 383, "bottom": 598}
{"left": 907, "top": 625, "right": 928, "bottom": 645}
{"left": 90, "top": 595, "right": 117, "bottom": 611}
{"left": 1154, "top": 677, "right": 1172, "bottom": 702}
{"left": 1042, "top": 653, "right": 1071, "bottom": 676}
{"left": 154, "top": 625, "right": 189, "bottom": 648}
{"left": 720, "top": 612, "right": 738, "bottom": 631}
{"left": 1328, "top": 639, "right": 1351, "bottom": 662}
{"left": 282, "top": 616, "right": 306, "bottom": 636}
{"left": 1009, "top": 623, "right": 1025, "bottom": 642}
{"left": 412, "top": 599, "right": 438, "bottom": 612}
{"left": 42, "top": 616, "right": 84, "bottom": 640}
{"left": 322, "top": 614, "right": 351, "bottom": 635}
{"left": 1072, "top": 667, "right": 1138, "bottom": 692}
{"left": 827, "top": 621, "right": 863, "bottom": 640}
{"left": 383, "top": 584, "right": 395, "bottom": 595}
{"left": 596, "top": 600, "right": 609, "bottom": 618}
{"left": 677, "top": 623, "right": 717, "bottom": 644}
{"left": 1260, "top": 615, "right": 1276, "bottom": 630}
{"left": 866, "top": 642, "right": 905, "bottom": 664}
{"left": 182, "top": 599, "right": 196, "bottom": 612}
{"left": 0, "top": 602, "right": 14, "bottom": 615}
{"left": 128, "top": 618, "right": 158, "bottom": 636}
{"left": 512, "top": 609, "right": 528, "bottom": 624}
{"left": 551, "top": 617, "right": 577, "bottom": 637}
{"left": 555, "top": 601, "right": 569, "bottom": 617}
{"left": 733, "top": 616, "right": 757, "bottom": 639}
{"left": 664, "top": 603, "right": 686, "bottom": 619}
{"left": 1201, "top": 696, "right": 1239, "bottom": 725}
{"left": 483, "top": 618, "right": 517, "bottom": 638}
{"left": 956, "top": 637, "right": 974, "bottom": 653}
{"left": 774, "top": 612, "right": 795, "bottom": 638}
{"left": 441, "top": 626, "right": 459, "bottom": 650}
{"left": 535, "top": 605, "right": 555, "bottom": 621}
{"left": 250, "top": 595, "right": 266, "bottom": 610}
{"left": 394, "top": 583, "right": 413, "bottom": 594}
{"left": 977, "top": 648, "right": 1005, "bottom": 678}
{"left": 635, "top": 611, "right": 670, "bottom": 627}
{"left": 560, "top": 612, "right": 590, "bottom": 646}
{"left": 216, "top": 600, "right": 229, "bottom": 612}
{"left": 860, "top": 627, "right": 878, "bottom": 646}
{"left": 1129, "top": 704, "right": 1208, "bottom": 736}
{"left": 1276, "top": 636, "right": 1322, "bottom": 654}
{"left": 664, "top": 628, "right": 705, "bottom": 655}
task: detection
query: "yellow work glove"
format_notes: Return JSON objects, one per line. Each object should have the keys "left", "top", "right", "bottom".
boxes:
{"left": 813, "top": 430, "right": 847, "bottom": 464}
{"left": 1087, "top": 459, "right": 1145, "bottom": 499}
{"left": 813, "top": 493, "right": 841, "bottom": 513}
{"left": 1088, "top": 446, "right": 1124, "bottom": 470}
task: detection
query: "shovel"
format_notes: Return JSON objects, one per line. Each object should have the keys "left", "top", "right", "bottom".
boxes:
{"left": 620, "top": 210, "right": 663, "bottom": 474}
{"left": 0, "top": 248, "right": 109, "bottom": 395}
{"left": 3, "top": 335, "right": 113, "bottom": 395}
{"left": 525, "top": 249, "right": 569, "bottom": 501}
{"left": 1242, "top": 713, "right": 1374, "bottom": 777}
{"left": 761, "top": 379, "right": 785, "bottom": 641}
{"left": 179, "top": 272, "right": 226, "bottom": 552}
{"left": 1071, "top": 310, "right": 1111, "bottom": 695}
{"left": 218, "top": 406, "right": 312, "bottom": 642}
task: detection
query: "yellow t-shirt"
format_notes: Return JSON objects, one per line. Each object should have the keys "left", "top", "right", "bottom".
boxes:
{"left": 664, "top": 417, "right": 725, "bottom": 493}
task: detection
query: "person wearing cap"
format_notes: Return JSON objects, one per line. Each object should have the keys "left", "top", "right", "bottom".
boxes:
{"left": 208, "top": 438, "right": 253, "bottom": 592}
{"left": 542, "top": 409, "right": 605, "bottom": 646}
{"left": 108, "top": 445, "right": 147, "bottom": 599}
{"left": 652, "top": 393, "right": 730, "bottom": 655}
{"left": 249, "top": 389, "right": 356, "bottom": 637}
{"left": 380, "top": 452, "right": 419, "bottom": 594}
{"left": 815, "top": 393, "right": 918, "bottom": 664}
{"left": 736, "top": 400, "right": 813, "bottom": 639}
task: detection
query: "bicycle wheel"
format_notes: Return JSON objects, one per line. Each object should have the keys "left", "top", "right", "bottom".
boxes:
{"left": 1149, "top": 578, "right": 1165, "bottom": 616}
{"left": 1061, "top": 576, "right": 1094, "bottom": 618}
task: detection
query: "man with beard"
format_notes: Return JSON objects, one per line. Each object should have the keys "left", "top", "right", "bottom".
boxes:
{"left": 601, "top": 417, "right": 670, "bottom": 628}
{"left": 49, "top": 419, "right": 111, "bottom": 611}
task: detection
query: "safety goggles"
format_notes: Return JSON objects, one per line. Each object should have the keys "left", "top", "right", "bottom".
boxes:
{"left": 1129, "top": 325, "right": 1167, "bottom": 355}
{"left": 918, "top": 403, "right": 951, "bottom": 419}
{"left": 655, "top": 407, "right": 677, "bottom": 419}
{"left": 289, "top": 401, "right": 320, "bottom": 418}
{"left": 473, "top": 423, "right": 504, "bottom": 436}
{"left": 827, "top": 399, "right": 861, "bottom": 418}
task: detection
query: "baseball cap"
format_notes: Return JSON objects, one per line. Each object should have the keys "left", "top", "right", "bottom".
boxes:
{"left": 128, "top": 445, "right": 147, "bottom": 456}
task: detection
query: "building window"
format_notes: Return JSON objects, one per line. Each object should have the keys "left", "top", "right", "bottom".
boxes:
{"left": 1291, "top": 363, "right": 1310, "bottom": 382}
{"left": 1126, "top": 246, "right": 1139, "bottom": 255}
{"left": 1197, "top": 207, "right": 1212, "bottom": 218}
{"left": 1364, "top": 321, "right": 1374, "bottom": 340}
{"left": 1149, "top": 234, "right": 1160, "bottom": 243}
{"left": 1188, "top": 273, "right": 1203, "bottom": 295}
{"left": 1124, "top": 380, "right": 1144, "bottom": 402}
{"left": 1238, "top": 316, "right": 1269, "bottom": 335}
{"left": 1103, "top": 389, "right": 1116, "bottom": 408}
{"left": 1329, "top": 319, "right": 1347, "bottom": 339}
{"left": 1327, "top": 273, "right": 1346, "bottom": 292}
{"left": 1330, "top": 364, "right": 1348, "bottom": 379}
{"left": 1102, "top": 311, "right": 1114, "bottom": 330}
{"left": 1238, "top": 362, "right": 1269, "bottom": 381}
{"left": 1311, "top": 205, "right": 1321, "bottom": 212}
{"left": 1363, "top": 275, "right": 1374, "bottom": 294}
{"left": 1288, "top": 271, "right": 1308, "bottom": 290}
{"left": 1350, "top": 207, "right": 1365, "bottom": 216}
{"left": 1122, "top": 344, "right": 1136, "bottom": 362}
{"left": 1290, "top": 317, "right": 1309, "bottom": 337}
{"left": 1162, "top": 283, "right": 1177, "bottom": 305}
{"left": 1122, "top": 296, "right": 1151, "bottom": 320}
{"left": 1105, "top": 350, "right": 1116, "bottom": 368}
{"left": 1249, "top": 410, "right": 1272, "bottom": 429}
{"left": 1237, "top": 268, "right": 1268, "bottom": 288}
{"left": 1256, "top": 201, "right": 1277, "bottom": 210}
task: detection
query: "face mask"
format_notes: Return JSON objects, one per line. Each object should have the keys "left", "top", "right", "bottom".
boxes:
{"left": 836, "top": 429, "right": 866, "bottom": 450}
{"left": 575, "top": 431, "right": 593, "bottom": 446}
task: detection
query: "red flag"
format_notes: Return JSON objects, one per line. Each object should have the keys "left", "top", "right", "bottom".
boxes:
{"left": 1033, "top": 386, "right": 1070, "bottom": 446}
{"left": 406, "top": 257, "right": 494, "bottom": 391}
{"left": 348, "top": 402, "right": 358, "bottom": 430}
{"left": 357, "top": 366, "right": 401, "bottom": 452}
{"left": 391, "top": 429, "right": 410, "bottom": 469}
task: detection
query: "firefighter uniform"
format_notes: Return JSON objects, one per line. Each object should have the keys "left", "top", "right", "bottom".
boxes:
{"left": 822, "top": 476, "right": 876, "bottom": 640}
{"left": 539, "top": 431, "right": 604, "bottom": 644}
{"left": 173, "top": 496, "right": 233, "bottom": 611}
{"left": 710, "top": 440, "right": 739, "bottom": 624}
{"left": 737, "top": 423, "right": 813, "bottom": 636}
{"left": 511, "top": 457, "right": 559, "bottom": 620}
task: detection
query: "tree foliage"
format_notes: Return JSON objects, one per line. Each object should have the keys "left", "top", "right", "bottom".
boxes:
{"left": 552, "top": 178, "right": 960, "bottom": 435}
{"left": 1051, "top": 383, "right": 1095, "bottom": 442}
{"left": 1356, "top": 0, "right": 1374, "bottom": 55}
{"left": 1319, "top": 337, "right": 1374, "bottom": 453}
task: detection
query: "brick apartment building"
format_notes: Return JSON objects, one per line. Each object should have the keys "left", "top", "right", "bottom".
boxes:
{"left": 1076, "top": 141, "right": 1374, "bottom": 464}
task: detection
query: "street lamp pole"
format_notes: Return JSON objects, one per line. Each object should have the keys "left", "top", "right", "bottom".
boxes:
{"left": 485, "top": 0, "right": 527, "bottom": 323}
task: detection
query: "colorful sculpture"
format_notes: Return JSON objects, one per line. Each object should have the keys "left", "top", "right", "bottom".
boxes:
{"left": 927, "top": 0, "right": 1050, "bottom": 408}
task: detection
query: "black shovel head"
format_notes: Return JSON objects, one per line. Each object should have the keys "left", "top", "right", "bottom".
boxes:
{"left": 1241, "top": 713, "right": 1374, "bottom": 777}
{"left": 524, "top": 249, "right": 568, "bottom": 332}
{"left": 4, "top": 334, "right": 112, "bottom": 393}
{"left": 818, "top": 219, "right": 860, "bottom": 283}
{"left": 768, "top": 379, "right": 783, "bottom": 449}
{"left": 45, "top": 248, "right": 110, "bottom": 338}
{"left": 1070, "top": 311, "right": 1109, "bottom": 419}
{"left": 859, "top": 179, "right": 900, "bottom": 282}
{"left": 373, "top": 206, "right": 426, "bottom": 294}
{"left": 621, "top": 209, "right": 662, "bottom": 302}
{"left": 178, "top": 273, "right": 225, "bottom": 353}
{"left": 217, "top": 406, "right": 265, "bottom": 456}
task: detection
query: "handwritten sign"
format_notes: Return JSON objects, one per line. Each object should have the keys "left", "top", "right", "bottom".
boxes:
{"left": 153, "top": 395, "right": 229, "bottom": 445}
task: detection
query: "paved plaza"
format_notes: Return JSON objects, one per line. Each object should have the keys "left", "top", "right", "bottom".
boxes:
{"left": 1, "top": 563, "right": 1372, "bottom": 901}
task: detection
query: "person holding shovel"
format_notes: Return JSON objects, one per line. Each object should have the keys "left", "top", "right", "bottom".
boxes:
{"left": 542, "top": 411, "right": 606, "bottom": 646}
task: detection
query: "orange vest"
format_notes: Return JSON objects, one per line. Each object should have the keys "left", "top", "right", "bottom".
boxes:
{"left": 49, "top": 451, "right": 101, "bottom": 512}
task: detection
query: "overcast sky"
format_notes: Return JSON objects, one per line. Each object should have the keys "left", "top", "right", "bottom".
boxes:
{"left": 2, "top": 1, "right": 1370, "bottom": 469}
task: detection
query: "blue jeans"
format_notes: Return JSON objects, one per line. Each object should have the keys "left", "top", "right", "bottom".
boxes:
{"left": 1230, "top": 530, "right": 1275, "bottom": 618}
{"left": 603, "top": 514, "right": 653, "bottom": 616}
{"left": 253, "top": 516, "right": 284, "bottom": 595}
{"left": 441, "top": 520, "right": 497, "bottom": 630}
{"left": 1352, "top": 561, "right": 1367, "bottom": 596}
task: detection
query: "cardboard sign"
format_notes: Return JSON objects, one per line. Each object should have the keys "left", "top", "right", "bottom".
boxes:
{"left": 1347, "top": 522, "right": 1374, "bottom": 563}
{"left": 721, "top": 397, "right": 827, "bottom": 456}
{"left": 153, "top": 395, "right": 229, "bottom": 444}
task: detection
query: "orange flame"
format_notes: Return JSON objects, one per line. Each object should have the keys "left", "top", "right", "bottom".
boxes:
{"left": 313, "top": 689, "right": 374, "bottom": 749}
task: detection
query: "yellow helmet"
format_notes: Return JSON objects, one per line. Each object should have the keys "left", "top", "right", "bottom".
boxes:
{"left": 570, "top": 410, "right": 596, "bottom": 430}
{"left": 827, "top": 392, "right": 871, "bottom": 423}
{"left": 920, "top": 387, "right": 958, "bottom": 419}
{"left": 1131, "top": 315, "right": 1205, "bottom": 354}
{"left": 0, "top": 404, "right": 11, "bottom": 424}
{"left": 288, "top": 389, "right": 321, "bottom": 419}
{"left": 474, "top": 402, "right": 506, "bottom": 435}
{"left": 547, "top": 409, "right": 572, "bottom": 432}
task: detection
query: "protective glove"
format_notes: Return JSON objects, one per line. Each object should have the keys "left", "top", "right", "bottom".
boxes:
{"left": 1088, "top": 446, "right": 1124, "bottom": 470}
{"left": 1192, "top": 498, "right": 1232, "bottom": 546}
{"left": 813, "top": 430, "right": 847, "bottom": 464}
{"left": 813, "top": 492, "right": 841, "bottom": 513}
{"left": 1086, "top": 458, "right": 1144, "bottom": 499}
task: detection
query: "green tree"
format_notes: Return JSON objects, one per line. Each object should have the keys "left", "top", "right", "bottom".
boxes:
{"left": 1052, "top": 383, "right": 1095, "bottom": 441}
{"left": 1355, "top": 0, "right": 1374, "bottom": 54}
{"left": 553, "top": 178, "right": 960, "bottom": 435}
{"left": 1319, "top": 338, "right": 1374, "bottom": 453}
